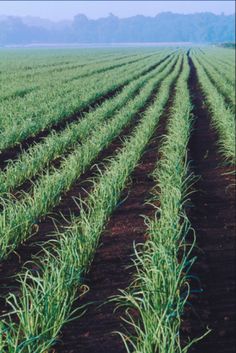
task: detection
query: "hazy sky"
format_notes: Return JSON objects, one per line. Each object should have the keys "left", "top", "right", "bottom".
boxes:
{"left": 0, "top": 1, "right": 235, "bottom": 21}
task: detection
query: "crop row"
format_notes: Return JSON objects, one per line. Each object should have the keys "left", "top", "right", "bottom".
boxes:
{"left": 191, "top": 52, "right": 235, "bottom": 164}
{"left": 0, "top": 54, "right": 182, "bottom": 353}
{"left": 0, "top": 50, "right": 161, "bottom": 102}
{"left": 115, "top": 53, "right": 207, "bottom": 353}
{"left": 201, "top": 47, "right": 235, "bottom": 64}
{"left": 0, "top": 51, "right": 158, "bottom": 101}
{"left": 0, "top": 54, "right": 181, "bottom": 261}
{"left": 0, "top": 49, "right": 132, "bottom": 77}
{"left": 0, "top": 52, "right": 177, "bottom": 196}
{"left": 198, "top": 48, "right": 235, "bottom": 85}
{"left": 195, "top": 52, "right": 235, "bottom": 112}
{"left": 0, "top": 54, "right": 114, "bottom": 99}
{"left": 0, "top": 50, "right": 158, "bottom": 115}
{"left": 0, "top": 51, "right": 125, "bottom": 79}
{"left": 0, "top": 52, "right": 170, "bottom": 154}
{"left": 0, "top": 50, "right": 172, "bottom": 151}
{"left": 0, "top": 48, "right": 157, "bottom": 76}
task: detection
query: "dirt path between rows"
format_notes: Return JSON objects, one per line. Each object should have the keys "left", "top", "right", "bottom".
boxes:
{"left": 54, "top": 89, "right": 175, "bottom": 353}
{"left": 185, "top": 54, "right": 236, "bottom": 353}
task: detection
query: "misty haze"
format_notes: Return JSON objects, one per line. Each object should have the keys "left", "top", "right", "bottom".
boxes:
{"left": 0, "top": 11, "right": 235, "bottom": 46}
{"left": 0, "top": 0, "right": 235, "bottom": 46}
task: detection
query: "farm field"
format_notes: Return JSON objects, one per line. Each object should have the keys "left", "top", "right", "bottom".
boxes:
{"left": 0, "top": 46, "right": 235, "bottom": 353}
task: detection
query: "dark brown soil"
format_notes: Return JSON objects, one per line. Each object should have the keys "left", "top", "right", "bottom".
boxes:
{"left": 0, "top": 53, "right": 173, "bottom": 170}
{"left": 54, "top": 93, "right": 174, "bottom": 353}
{"left": 184, "top": 54, "right": 236, "bottom": 353}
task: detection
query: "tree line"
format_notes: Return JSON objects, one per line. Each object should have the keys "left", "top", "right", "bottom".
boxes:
{"left": 0, "top": 12, "right": 235, "bottom": 45}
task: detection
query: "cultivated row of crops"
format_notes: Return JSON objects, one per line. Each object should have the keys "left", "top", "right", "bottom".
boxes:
{"left": 0, "top": 50, "right": 172, "bottom": 150}
{"left": 0, "top": 52, "right": 176, "bottom": 196}
{"left": 194, "top": 52, "right": 235, "bottom": 112}
{"left": 0, "top": 51, "right": 160, "bottom": 102}
{"left": 0, "top": 53, "right": 180, "bottom": 260}
{"left": 114, "top": 54, "right": 195, "bottom": 353}
{"left": 0, "top": 48, "right": 157, "bottom": 74}
{"left": 0, "top": 49, "right": 181, "bottom": 352}
{"left": 0, "top": 47, "right": 235, "bottom": 353}
{"left": 190, "top": 49, "right": 235, "bottom": 164}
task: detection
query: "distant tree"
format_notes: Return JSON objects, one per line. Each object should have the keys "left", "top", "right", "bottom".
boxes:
{"left": 0, "top": 12, "right": 235, "bottom": 45}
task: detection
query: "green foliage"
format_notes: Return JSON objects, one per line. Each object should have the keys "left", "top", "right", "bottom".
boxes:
{"left": 0, "top": 46, "right": 234, "bottom": 353}
{"left": 195, "top": 51, "right": 235, "bottom": 112}
{"left": 0, "top": 52, "right": 174, "bottom": 196}
{"left": 0, "top": 54, "right": 182, "bottom": 352}
{"left": 191, "top": 50, "right": 235, "bottom": 164}
{"left": 0, "top": 50, "right": 164, "bottom": 151}
{"left": 0, "top": 54, "right": 179, "bottom": 261}
{"left": 114, "top": 54, "right": 209, "bottom": 353}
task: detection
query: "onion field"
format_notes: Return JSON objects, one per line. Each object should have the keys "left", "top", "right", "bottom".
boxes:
{"left": 0, "top": 47, "right": 235, "bottom": 353}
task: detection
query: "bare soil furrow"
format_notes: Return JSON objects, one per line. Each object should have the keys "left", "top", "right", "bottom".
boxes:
{"left": 185, "top": 54, "right": 236, "bottom": 353}
{"left": 54, "top": 81, "right": 178, "bottom": 353}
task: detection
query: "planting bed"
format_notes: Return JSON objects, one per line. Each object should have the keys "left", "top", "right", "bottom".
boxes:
{"left": 185, "top": 55, "right": 236, "bottom": 353}
{"left": 0, "top": 47, "right": 235, "bottom": 353}
{"left": 55, "top": 87, "right": 174, "bottom": 353}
